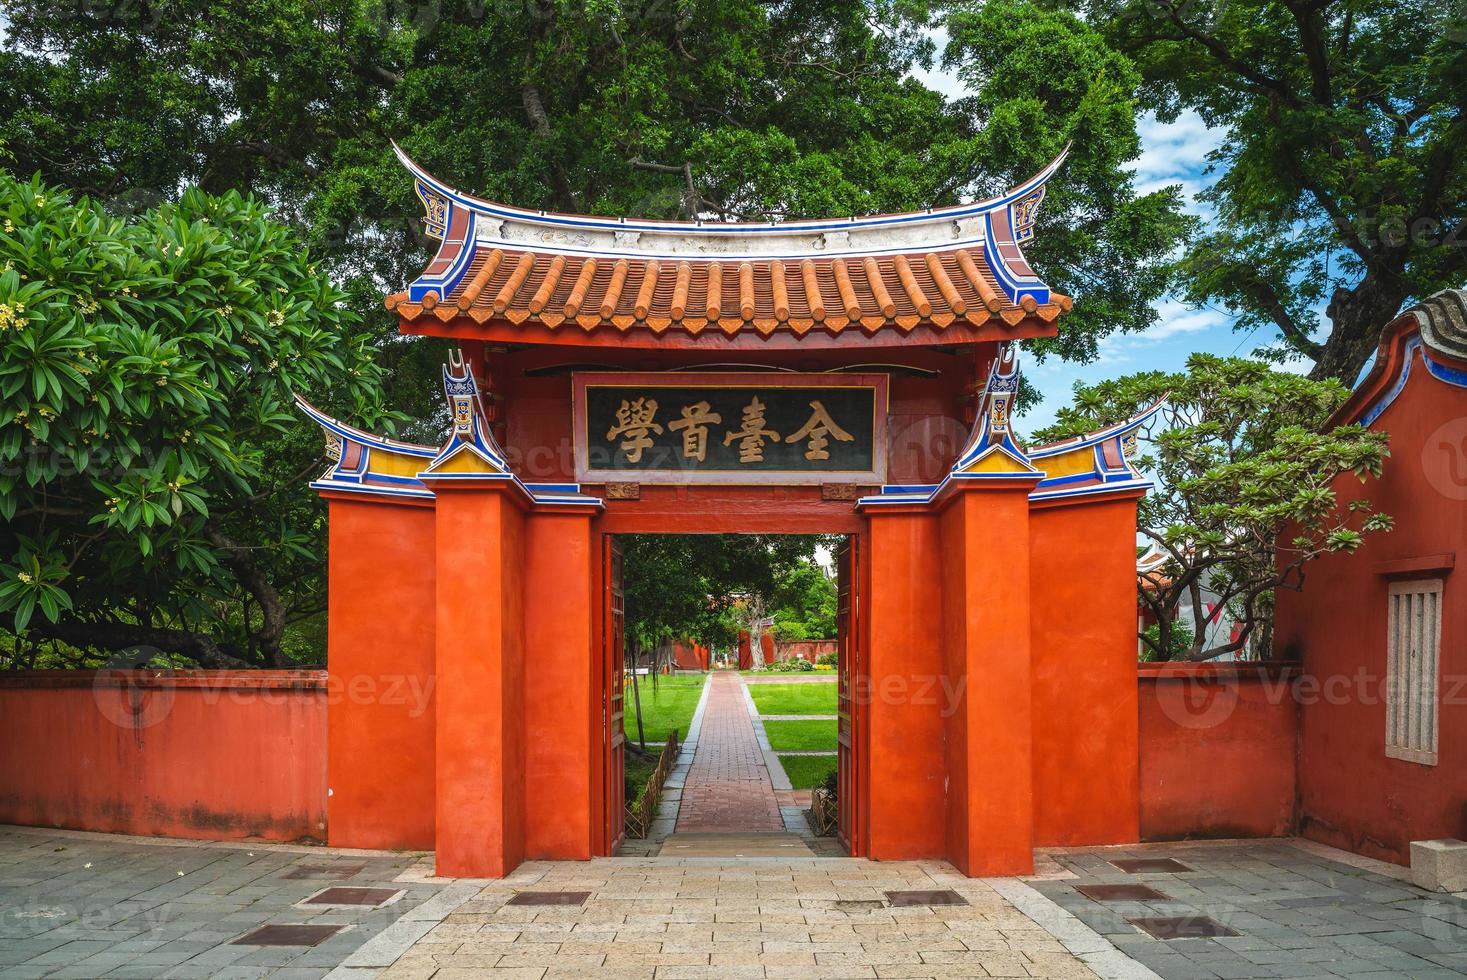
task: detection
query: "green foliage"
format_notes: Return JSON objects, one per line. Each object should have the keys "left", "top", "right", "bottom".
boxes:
{"left": 621, "top": 534, "right": 820, "bottom": 653}
{"left": 770, "top": 559, "right": 838, "bottom": 641}
{"left": 767, "top": 657, "right": 817, "bottom": 672}
{"left": 1080, "top": 0, "right": 1467, "bottom": 381}
{"left": 0, "top": 172, "right": 387, "bottom": 666}
{"left": 1, "top": 0, "right": 1189, "bottom": 376}
{"left": 1139, "top": 620, "right": 1193, "bottom": 663}
{"left": 1038, "top": 353, "right": 1392, "bottom": 660}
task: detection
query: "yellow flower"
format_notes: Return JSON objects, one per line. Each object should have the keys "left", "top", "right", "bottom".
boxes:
{"left": 266, "top": 310, "right": 285, "bottom": 327}
{"left": 16, "top": 572, "right": 31, "bottom": 584}
{"left": 3, "top": 219, "right": 13, "bottom": 233}
{"left": 33, "top": 196, "right": 44, "bottom": 208}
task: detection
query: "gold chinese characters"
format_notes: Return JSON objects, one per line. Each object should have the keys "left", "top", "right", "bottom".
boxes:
{"left": 605, "top": 395, "right": 858, "bottom": 466}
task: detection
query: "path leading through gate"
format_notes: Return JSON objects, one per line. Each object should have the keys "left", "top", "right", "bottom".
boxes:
{"left": 673, "top": 672, "right": 784, "bottom": 832}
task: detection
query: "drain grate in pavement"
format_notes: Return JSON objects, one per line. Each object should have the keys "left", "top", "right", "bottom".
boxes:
{"left": 1127, "top": 915, "right": 1239, "bottom": 939}
{"left": 885, "top": 889, "right": 969, "bottom": 907}
{"left": 304, "top": 886, "right": 400, "bottom": 907}
{"left": 281, "top": 863, "right": 367, "bottom": 880}
{"left": 1076, "top": 883, "right": 1170, "bottom": 902}
{"left": 232, "top": 924, "right": 344, "bottom": 946}
{"left": 1110, "top": 858, "right": 1195, "bottom": 874}
{"left": 506, "top": 891, "right": 591, "bottom": 906}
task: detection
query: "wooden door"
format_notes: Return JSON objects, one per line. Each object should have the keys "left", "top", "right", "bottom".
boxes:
{"left": 836, "top": 536, "right": 861, "bottom": 853}
{"left": 603, "top": 536, "right": 627, "bottom": 853}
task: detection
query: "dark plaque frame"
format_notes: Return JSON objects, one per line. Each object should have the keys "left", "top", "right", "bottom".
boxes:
{"left": 573, "top": 372, "right": 889, "bottom": 486}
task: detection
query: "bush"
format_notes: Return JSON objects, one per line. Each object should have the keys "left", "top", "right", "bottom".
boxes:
{"left": 815, "top": 651, "right": 838, "bottom": 667}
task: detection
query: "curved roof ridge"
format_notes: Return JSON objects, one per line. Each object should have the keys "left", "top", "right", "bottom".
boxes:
{"left": 1412, "top": 287, "right": 1467, "bottom": 362}
{"left": 1026, "top": 397, "right": 1166, "bottom": 458}
{"left": 391, "top": 141, "right": 1069, "bottom": 241}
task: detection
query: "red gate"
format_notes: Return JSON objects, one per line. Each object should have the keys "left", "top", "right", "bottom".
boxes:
{"left": 602, "top": 536, "right": 627, "bottom": 853}
{"left": 836, "top": 536, "right": 862, "bottom": 853}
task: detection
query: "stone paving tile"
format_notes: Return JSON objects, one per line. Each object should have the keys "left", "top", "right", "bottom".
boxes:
{"left": 380, "top": 857, "right": 1105, "bottom": 979}
{"left": 1033, "top": 841, "right": 1467, "bottom": 980}
{"left": 0, "top": 828, "right": 440, "bottom": 978}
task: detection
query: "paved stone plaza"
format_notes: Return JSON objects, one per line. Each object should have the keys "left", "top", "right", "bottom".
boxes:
{"left": 1, "top": 827, "right": 1465, "bottom": 978}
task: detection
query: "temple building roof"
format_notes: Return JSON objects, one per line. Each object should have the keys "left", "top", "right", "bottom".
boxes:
{"left": 1336, "top": 287, "right": 1467, "bottom": 427}
{"left": 387, "top": 145, "right": 1072, "bottom": 344}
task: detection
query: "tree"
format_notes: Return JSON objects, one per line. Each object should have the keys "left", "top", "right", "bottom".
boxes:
{"left": 0, "top": 172, "right": 388, "bottom": 667}
{"left": 621, "top": 534, "right": 818, "bottom": 659}
{"left": 0, "top": 0, "right": 1190, "bottom": 376}
{"left": 1035, "top": 354, "right": 1392, "bottom": 661}
{"left": 770, "top": 559, "right": 839, "bottom": 642}
{"left": 1081, "top": 0, "right": 1467, "bottom": 382}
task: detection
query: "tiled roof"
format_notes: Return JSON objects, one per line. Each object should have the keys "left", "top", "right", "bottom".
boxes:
{"left": 387, "top": 246, "right": 1071, "bottom": 338}
{"left": 389, "top": 144, "right": 1073, "bottom": 341}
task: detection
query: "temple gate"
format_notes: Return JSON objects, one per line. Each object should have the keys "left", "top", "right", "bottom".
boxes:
{"left": 301, "top": 146, "right": 1158, "bottom": 878}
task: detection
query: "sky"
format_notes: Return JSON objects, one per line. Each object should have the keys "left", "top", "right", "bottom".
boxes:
{"left": 913, "top": 35, "right": 1298, "bottom": 432}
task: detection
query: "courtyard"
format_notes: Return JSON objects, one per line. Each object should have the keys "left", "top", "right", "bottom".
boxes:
{"left": 3, "top": 827, "right": 1463, "bottom": 979}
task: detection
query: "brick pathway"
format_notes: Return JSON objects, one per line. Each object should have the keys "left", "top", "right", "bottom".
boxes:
{"left": 675, "top": 672, "right": 784, "bottom": 833}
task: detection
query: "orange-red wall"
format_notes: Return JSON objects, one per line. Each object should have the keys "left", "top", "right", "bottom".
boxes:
{"left": 1030, "top": 497, "right": 1141, "bottom": 846}
{"left": 1138, "top": 664, "right": 1298, "bottom": 841}
{"left": 325, "top": 497, "right": 436, "bottom": 850}
{"left": 1274, "top": 375, "right": 1467, "bottom": 863}
{"left": 0, "top": 672, "right": 326, "bottom": 841}
{"left": 524, "top": 512, "right": 597, "bottom": 859}
{"left": 866, "top": 511, "right": 946, "bottom": 860}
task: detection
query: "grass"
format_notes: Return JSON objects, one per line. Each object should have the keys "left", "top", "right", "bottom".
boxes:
{"left": 779, "top": 754, "right": 837, "bottom": 790}
{"left": 746, "top": 682, "right": 837, "bottom": 716}
{"left": 762, "top": 718, "right": 838, "bottom": 753}
{"left": 623, "top": 673, "right": 706, "bottom": 747}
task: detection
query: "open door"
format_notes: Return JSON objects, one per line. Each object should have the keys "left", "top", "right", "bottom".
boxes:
{"left": 602, "top": 535, "right": 627, "bottom": 853}
{"left": 836, "top": 536, "right": 861, "bottom": 853}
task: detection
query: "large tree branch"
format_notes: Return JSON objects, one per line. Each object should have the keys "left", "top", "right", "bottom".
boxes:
{"left": 203, "top": 524, "right": 287, "bottom": 667}
{"left": 26, "top": 619, "right": 253, "bottom": 669}
{"left": 1151, "top": 2, "right": 1304, "bottom": 108}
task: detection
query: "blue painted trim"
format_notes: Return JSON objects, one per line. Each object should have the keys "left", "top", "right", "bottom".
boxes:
{"left": 408, "top": 210, "right": 478, "bottom": 302}
{"left": 1360, "top": 337, "right": 1419, "bottom": 427}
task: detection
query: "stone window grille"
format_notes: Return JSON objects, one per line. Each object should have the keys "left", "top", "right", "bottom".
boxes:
{"left": 1385, "top": 579, "right": 1442, "bottom": 765}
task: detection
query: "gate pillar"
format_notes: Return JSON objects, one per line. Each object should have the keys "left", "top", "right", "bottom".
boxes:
{"left": 423, "top": 478, "right": 527, "bottom": 877}
{"left": 939, "top": 475, "right": 1043, "bottom": 876}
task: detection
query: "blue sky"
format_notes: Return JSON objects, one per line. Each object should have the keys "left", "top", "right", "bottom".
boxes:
{"left": 914, "top": 43, "right": 1309, "bottom": 431}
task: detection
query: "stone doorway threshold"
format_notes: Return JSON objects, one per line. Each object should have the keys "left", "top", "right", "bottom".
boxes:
{"left": 655, "top": 831, "right": 815, "bottom": 858}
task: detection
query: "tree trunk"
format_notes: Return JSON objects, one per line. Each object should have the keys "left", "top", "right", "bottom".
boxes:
{"left": 1311, "top": 275, "right": 1411, "bottom": 383}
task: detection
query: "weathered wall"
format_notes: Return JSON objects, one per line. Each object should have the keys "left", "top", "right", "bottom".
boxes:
{"left": 0, "top": 671, "right": 326, "bottom": 841}
{"left": 1275, "top": 374, "right": 1467, "bottom": 864}
{"left": 1138, "top": 664, "right": 1299, "bottom": 842}
{"left": 325, "top": 496, "right": 437, "bottom": 850}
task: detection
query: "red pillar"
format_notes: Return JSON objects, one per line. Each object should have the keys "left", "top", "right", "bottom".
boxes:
{"left": 523, "top": 509, "right": 597, "bottom": 860}
{"left": 426, "top": 482, "right": 526, "bottom": 877}
{"left": 324, "top": 495, "right": 436, "bottom": 850}
{"left": 940, "top": 480, "right": 1039, "bottom": 876}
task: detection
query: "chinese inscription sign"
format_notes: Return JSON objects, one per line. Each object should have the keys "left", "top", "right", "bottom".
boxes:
{"left": 574, "top": 373, "right": 887, "bottom": 485}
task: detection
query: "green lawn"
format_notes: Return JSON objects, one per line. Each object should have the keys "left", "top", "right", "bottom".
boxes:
{"left": 779, "top": 754, "right": 837, "bottom": 789}
{"left": 762, "top": 718, "right": 838, "bottom": 752}
{"left": 746, "top": 682, "right": 838, "bottom": 716}
{"left": 624, "top": 674, "right": 706, "bottom": 747}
